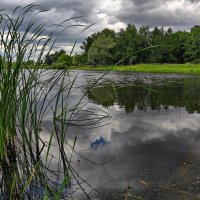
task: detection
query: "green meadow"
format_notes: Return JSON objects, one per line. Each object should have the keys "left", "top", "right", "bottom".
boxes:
{"left": 73, "top": 63, "right": 200, "bottom": 74}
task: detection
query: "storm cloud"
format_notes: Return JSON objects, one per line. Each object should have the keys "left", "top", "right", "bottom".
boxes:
{"left": 1, "top": 0, "right": 200, "bottom": 53}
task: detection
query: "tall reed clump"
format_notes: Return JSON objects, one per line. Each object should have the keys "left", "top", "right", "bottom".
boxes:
{"left": 0, "top": 4, "right": 109, "bottom": 199}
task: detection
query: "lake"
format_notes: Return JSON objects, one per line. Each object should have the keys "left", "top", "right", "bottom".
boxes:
{"left": 42, "top": 70, "right": 200, "bottom": 200}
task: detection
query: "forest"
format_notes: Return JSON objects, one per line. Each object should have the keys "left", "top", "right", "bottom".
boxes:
{"left": 44, "top": 24, "right": 200, "bottom": 67}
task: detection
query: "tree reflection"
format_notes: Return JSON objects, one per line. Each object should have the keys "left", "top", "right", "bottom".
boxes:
{"left": 87, "top": 78, "right": 200, "bottom": 114}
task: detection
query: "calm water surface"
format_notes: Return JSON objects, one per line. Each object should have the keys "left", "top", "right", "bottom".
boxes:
{"left": 45, "top": 71, "right": 200, "bottom": 199}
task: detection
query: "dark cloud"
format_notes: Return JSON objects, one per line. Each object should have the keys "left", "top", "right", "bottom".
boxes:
{"left": 1, "top": 0, "right": 200, "bottom": 52}
{"left": 111, "top": 0, "right": 200, "bottom": 29}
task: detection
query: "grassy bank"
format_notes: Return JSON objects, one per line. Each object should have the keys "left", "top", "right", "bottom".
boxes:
{"left": 72, "top": 63, "right": 200, "bottom": 74}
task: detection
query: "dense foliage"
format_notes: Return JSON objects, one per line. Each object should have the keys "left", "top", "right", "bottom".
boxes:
{"left": 45, "top": 24, "right": 200, "bottom": 67}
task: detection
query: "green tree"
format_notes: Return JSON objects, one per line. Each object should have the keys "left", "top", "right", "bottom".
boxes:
{"left": 149, "top": 27, "right": 165, "bottom": 63}
{"left": 72, "top": 53, "right": 88, "bottom": 66}
{"left": 44, "top": 49, "right": 66, "bottom": 65}
{"left": 137, "top": 26, "right": 152, "bottom": 63}
{"left": 80, "top": 33, "right": 98, "bottom": 53}
{"left": 115, "top": 24, "right": 138, "bottom": 65}
{"left": 88, "top": 34, "right": 115, "bottom": 65}
{"left": 81, "top": 28, "right": 115, "bottom": 53}
{"left": 184, "top": 26, "right": 200, "bottom": 62}
{"left": 52, "top": 53, "right": 72, "bottom": 68}
{"left": 170, "top": 31, "right": 189, "bottom": 63}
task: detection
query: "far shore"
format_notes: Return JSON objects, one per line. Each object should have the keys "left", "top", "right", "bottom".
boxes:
{"left": 70, "top": 63, "right": 200, "bottom": 74}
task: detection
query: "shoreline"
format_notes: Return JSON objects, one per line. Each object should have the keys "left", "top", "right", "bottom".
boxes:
{"left": 70, "top": 63, "right": 200, "bottom": 75}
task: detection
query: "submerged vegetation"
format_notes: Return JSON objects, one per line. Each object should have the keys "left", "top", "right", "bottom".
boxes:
{"left": 0, "top": 4, "right": 109, "bottom": 199}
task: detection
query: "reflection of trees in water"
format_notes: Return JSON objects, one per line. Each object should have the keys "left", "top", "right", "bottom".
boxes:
{"left": 88, "top": 78, "right": 200, "bottom": 114}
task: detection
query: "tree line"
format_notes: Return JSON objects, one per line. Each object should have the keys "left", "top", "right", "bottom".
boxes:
{"left": 44, "top": 24, "right": 200, "bottom": 67}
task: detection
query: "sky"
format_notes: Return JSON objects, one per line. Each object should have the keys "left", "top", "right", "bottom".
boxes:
{"left": 1, "top": 0, "right": 200, "bottom": 54}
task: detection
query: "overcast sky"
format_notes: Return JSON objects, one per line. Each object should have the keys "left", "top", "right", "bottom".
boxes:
{"left": 2, "top": 0, "right": 200, "bottom": 53}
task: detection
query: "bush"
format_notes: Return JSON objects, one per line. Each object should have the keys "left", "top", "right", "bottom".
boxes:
{"left": 192, "top": 59, "right": 200, "bottom": 64}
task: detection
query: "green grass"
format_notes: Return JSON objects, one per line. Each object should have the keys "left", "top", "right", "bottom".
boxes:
{"left": 72, "top": 63, "right": 200, "bottom": 74}
{"left": 0, "top": 4, "right": 107, "bottom": 199}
